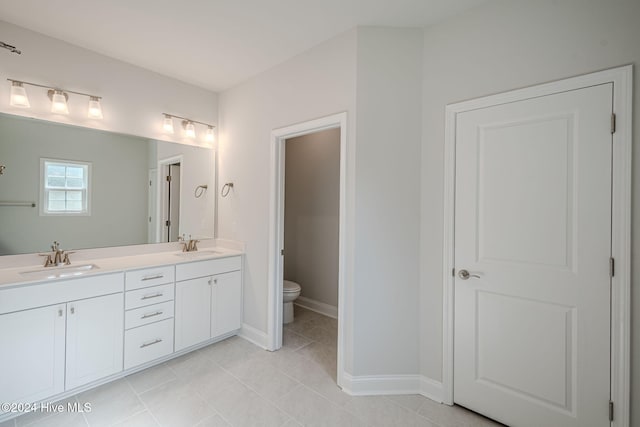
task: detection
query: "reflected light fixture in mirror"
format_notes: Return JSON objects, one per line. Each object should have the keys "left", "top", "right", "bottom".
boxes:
{"left": 49, "top": 90, "right": 69, "bottom": 114}
{"left": 88, "top": 96, "right": 103, "bottom": 119}
{"left": 9, "top": 81, "right": 30, "bottom": 108}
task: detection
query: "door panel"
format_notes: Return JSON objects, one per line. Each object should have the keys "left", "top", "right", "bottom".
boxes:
{"left": 0, "top": 304, "right": 66, "bottom": 407}
{"left": 175, "top": 277, "right": 211, "bottom": 351}
{"left": 454, "top": 83, "right": 612, "bottom": 427}
{"left": 65, "top": 293, "right": 124, "bottom": 390}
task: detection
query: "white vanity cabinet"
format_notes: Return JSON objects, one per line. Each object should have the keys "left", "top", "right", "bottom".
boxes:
{"left": 175, "top": 257, "right": 242, "bottom": 351}
{"left": 0, "top": 304, "right": 66, "bottom": 406}
{"left": 0, "top": 272, "right": 124, "bottom": 406}
{"left": 65, "top": 292, "right": 124, "bottom": 389}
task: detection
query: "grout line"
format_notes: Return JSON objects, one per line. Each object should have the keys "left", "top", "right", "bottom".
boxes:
{"left": 121, "top": 375, "right": 162, "bottom": 427}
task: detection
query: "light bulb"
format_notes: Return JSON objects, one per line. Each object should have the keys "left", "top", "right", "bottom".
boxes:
{"left": 50, "top": 90, "right": 69, "bottom": 114}
{"left": 88, "top": 96, "right": 103, "bottom": 119}
{"left": 9, "top": 81, "right": 30, "bottom": 108}
{"left": 206, "top": 126, "right": 215, "bottom": 142}
{"left": 185, "top": 121, "right": 196, "bottom": 139}
{"left": 163, "top": 115, "right": 174, "bottom": 134}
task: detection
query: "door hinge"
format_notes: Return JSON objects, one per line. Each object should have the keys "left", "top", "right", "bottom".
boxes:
{"left": 280, "top": 249, "right": 284, "bottom": 256}
{"left": 166, "top": 175, "right": 172, "bottom": 182}
{"left": 452, "top": 268, "right": 455, "bottom": 277}
{"left": 610, "top": 257, "right": 615, "bottom": 278}
{"left": 165, "top": 220, "right": 171, "bottom": 227}
{"left": 611, "top": 113, "right": 616, "bottom": 134}
{"left": 609, "top": 400, "right": 614, "bottom": 421}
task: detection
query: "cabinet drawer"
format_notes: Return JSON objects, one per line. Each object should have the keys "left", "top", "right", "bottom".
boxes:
{"left": 125, "top": 266, "right": 175, "bottom": 291}
{"left": 175, "top": 256, "right": 241, "bottom": 281}
{"left": 125, "top": 301, "right": 174, "bottom": 330}
{"left": 125, "top": 283, "right": 174, "bottom": 310}
{"left": 124, "top": 318, "right": 174, "bottom": 370}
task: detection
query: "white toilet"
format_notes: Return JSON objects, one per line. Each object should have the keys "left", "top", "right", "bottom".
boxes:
{"left": 283, "top": 280, "right": 302, "bottom": 324}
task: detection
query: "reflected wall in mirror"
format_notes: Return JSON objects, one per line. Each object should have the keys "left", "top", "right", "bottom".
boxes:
{"left": 0, "top": 112, "right": 214, "bottom": 255}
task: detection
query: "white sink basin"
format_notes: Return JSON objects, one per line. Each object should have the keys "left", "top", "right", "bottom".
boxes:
{"left": 20, "top": 264, "right": 100, "bottom": 280}
{"left": 174, "top": 250, "right": 223, "bottom": 259}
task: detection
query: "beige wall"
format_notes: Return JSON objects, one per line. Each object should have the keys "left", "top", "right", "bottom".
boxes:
{"left": 284, "top": 128, "right": 341, "bottom": 309}
{"left": 419, "top": 0, "right": 640, "bottom": 421}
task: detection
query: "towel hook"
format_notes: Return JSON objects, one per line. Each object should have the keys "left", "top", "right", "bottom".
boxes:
{"left": 221, "top": 182, "right": 234, "bottom": 197}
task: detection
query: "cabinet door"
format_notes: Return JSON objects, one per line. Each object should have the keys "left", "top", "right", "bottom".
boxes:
{"left": 211, "top": 270, "right": 242, "bottom": 338}
{"left": 66, "top": 293, "right": 124, "bottom": 390}
{"left": 0, "top": 305, "right": 66, "bottom": 406}
{"left": 175, "top": 277, "right": 211, "bottom": 351}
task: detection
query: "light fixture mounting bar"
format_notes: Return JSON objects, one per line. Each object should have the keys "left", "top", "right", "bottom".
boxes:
{"left": 162, "top": 113, "right": 215, "bottom": 128}
{"left": 0, "top": 41, "right": 21, "bottom": 55}
{"left": 6, "top": 79, "right": 101, "bottom": 99}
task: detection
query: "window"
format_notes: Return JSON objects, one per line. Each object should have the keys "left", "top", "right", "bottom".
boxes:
{"left": 40, "top": 159, "right": 91, "bottom": 215}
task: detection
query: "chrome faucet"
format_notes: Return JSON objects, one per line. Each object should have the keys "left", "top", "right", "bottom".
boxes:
{"left": 178, "top": 234, "right": 199, "bottom": 252}
{"left": 39, "top": 241, "right": 73, "bottom": 267}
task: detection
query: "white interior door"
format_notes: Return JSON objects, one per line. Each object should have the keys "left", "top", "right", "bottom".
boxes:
{"left": 453, "top": 83, "right": 613, "bottom": 426}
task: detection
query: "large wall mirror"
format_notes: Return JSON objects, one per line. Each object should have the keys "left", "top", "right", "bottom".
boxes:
{"left": 0, "top": 112, "right": 215, "bottom": 256}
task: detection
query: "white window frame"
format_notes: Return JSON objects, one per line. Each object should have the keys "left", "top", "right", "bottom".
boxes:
{"left": 40, "top": 158, "right": 92, "bottom": 216}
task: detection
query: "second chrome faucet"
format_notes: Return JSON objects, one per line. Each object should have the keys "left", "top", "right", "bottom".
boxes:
{"left": 178, "top": 234, "right": 199, "bottom": 252}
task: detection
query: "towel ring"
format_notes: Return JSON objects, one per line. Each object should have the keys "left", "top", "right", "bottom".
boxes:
{"left": 221, "top": 182, "right": 234, "bottom": 197}
{"left": 194, "top": 185, "right": 208, "bottom": 198}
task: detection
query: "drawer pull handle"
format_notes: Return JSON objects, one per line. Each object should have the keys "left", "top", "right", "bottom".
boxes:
{"left": 141, "top": 274, "right": 164, "bottom": 281}
{"left": 141, "top": 311, "right": 163, "bottom": 319}
{"left": 140, "top": 338, "right": 163, "bottom": 348}
{"left": 142, "top": 293, "right": 163, "bottom": 300}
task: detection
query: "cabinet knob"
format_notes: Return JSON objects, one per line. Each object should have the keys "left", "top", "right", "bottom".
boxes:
{"left": 70, "top": 306, "right": 75, "bottom": 314}
{"left": 58, "top": 309, "right": 63, "bottom": 317}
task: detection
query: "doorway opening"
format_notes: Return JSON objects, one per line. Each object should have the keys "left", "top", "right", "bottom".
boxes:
{"left": 158, "top": 156, "right": 183, "bottom": 243}
{"left": 268, "top": 112, "right": 348, "bottom": 389}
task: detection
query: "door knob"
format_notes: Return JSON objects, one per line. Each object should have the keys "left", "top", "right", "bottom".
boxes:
{"left": 458, "top": 269, "right": 480, "bottom": 280}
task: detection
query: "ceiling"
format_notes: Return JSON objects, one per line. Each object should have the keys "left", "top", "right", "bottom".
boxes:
{"left": 0, "top": 0, "right": 486, "bottom": 92}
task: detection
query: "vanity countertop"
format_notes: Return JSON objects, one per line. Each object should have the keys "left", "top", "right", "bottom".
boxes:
{"left": 0, "top": 246, "right": 243, "bottom": 289}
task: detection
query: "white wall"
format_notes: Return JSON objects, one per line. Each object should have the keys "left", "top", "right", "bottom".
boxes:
{"left": 353, "top": 27, "right": 423, "bottom": 375}
{"left": 284, "top": 128, "right": 341, "bottom": 309}
{"left": 0, "top": 20, "right": 217, "bottom": 146}
{"left": 418, "top": 0, "right": 640, "bottom": 421}
{"left": 217, "top": 26, "right": 423, "bottom": 377}
{"left": 217, "top": 29, "right": 357, "bottom": 367}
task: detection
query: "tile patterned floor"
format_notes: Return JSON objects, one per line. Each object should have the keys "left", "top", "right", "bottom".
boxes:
{"left": 6, "top": 306, "right": 501, "bottom": 427}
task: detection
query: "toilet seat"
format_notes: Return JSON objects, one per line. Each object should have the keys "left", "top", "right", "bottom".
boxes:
{"left": 283, "top": 280, "right": 301, "bottom": 293}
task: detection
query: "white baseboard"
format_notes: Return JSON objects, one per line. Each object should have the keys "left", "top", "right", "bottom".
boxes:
{"left": 339, "top": 373, "right": 445, "bottom": 403}
{"left": 295, "top": 296, "right": 338, "bottom": 319}
{"left": 420, "top": 376, "right": 444, "bottom": 403}
{"left": 341, "top": 373, "right": 421, "bottom": 396}
{"left": 239, "top": 323, "right": 269, "bottom": 349}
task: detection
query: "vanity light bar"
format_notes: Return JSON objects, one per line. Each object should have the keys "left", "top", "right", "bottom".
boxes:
{"left": 7, "top": 79, "right": 103, "bottom": 119}
{"left": 162, "top": 113, "right": 215, "bottom": 142}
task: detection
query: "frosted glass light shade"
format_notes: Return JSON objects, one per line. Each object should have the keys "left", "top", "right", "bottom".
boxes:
{"left": 163, "top": 115, "right": 174, "bottom": 133}
{"left": 51, "top": 90, "right": 69, "bottom": 114}
{"left": 10, "top": 81, "right": 30, "bottom": 108}
{"left": 206, "top": 126, "right": 215, "bottom": 142}
{"left": 185, "top": 121, "right": 196, "bottom": 139}
{"left": 88, "top": 96, "right": 103, "bottom": 119}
